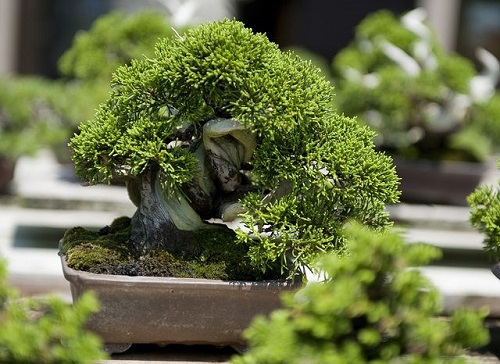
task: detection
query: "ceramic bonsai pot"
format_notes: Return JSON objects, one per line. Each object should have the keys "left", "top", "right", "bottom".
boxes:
{"left": 394, "top": 158, "right": 487, "bottom": 206}
{"left": 60, "top": 254, "right": 297, "bottom": 353}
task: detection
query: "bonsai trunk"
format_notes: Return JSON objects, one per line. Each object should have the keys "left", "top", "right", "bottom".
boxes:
{"left": 129, "top": 166, "right": 195, "bottom": 255}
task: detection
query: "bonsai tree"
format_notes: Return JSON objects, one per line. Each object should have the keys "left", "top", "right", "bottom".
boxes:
{"left": 50, "top": 10, "right": 181, "bottom": 162}
{"left": 332, "top": 8, "right": 500, "bottom": 162}
{"left": 0, "top": 259, "right": 107, "bottom": 363}
{"left": 233, "top": 223, "right": 489, "bottom": 363}
{"left": 0, "top": 76, "right": 66, "bottom": 160}
{"left": 63, "top": 19, "right": 400, "bottom": 280}
{"left": 468, "top": 161, "right": 500, "bottom": 261}
{"left": 0, "top": 76, "right": 66, "bottom": 193}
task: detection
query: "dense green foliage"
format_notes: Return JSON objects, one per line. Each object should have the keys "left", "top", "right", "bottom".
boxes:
{"left": 0, "top": 259, "right": 107, "bottom": 363}
{"left": 332, "top": 9, "right": 500, "bottom": 162}
{"left": 0, "top": 76, "right": 66, "bottom": 159}
{"left": 234, "top": 223, "right": 489, "bottom": 363}
{"left": 468, "top": 161, "right": 500, "bottom": 260}
{"left": 69, "top": 19, "right": 399, "bottom": 277}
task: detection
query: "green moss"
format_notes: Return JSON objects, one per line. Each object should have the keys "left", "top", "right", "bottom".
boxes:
{"left": 108, "top": 215, "right": 133, "bottom": 232}
{"left": 66, "top": 243, "right": 133, "bottom": 274}
{"left": 137, "top": 238, "right": 277, "bottom": 279}
{"left": 61, "top": 227, "right": 99, "bottom": 254}
{"left": 61, "top": 216, "right": 132, "bottom": 258}
{"left": 62, "top": 217, "right": 284, "bottom": 281}
{"left": 137, "top": 250, "right": 190, "bottom": 277}
{"left": 62, "top": 217, "right": 134, "bottom": 274}
{"left": 191, "top": 227, "right": 283, "bottom": 280}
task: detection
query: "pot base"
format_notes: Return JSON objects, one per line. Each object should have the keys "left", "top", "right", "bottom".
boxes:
{"left": 104, "top": 344, "right": 132, "bottom": 354}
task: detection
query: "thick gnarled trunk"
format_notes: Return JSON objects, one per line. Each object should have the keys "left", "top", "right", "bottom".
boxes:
{"left": 129, "top": 167, "right": 195, "bottom": 255}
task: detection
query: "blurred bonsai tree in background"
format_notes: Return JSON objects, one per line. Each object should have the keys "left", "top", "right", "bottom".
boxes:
{"left": 234, "top": 223, "right": 489, "bottom": 363}
{"left": 0, "top": 259, "right": 107, "bottom": 363}
{"left": 58, "top": 10, "right": 178, "bottom": 82}
{"left": 0, "top": 77, "right": 66, "bottom": 160}
{"left": 0, "top": 76, "right": 64, "bottom": 160}
{"left": 51, "top": 10, "right": 179, "bottom": 162}
{"left": 332, "top": 8, "right": 500, "bottom": 162}
{"left": 0, "top": 76, "right": 66, "bottom": 193}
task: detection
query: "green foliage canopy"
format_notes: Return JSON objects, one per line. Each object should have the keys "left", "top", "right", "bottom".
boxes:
{"left": 70, "top": 19, "right": 400, "bottom": 276}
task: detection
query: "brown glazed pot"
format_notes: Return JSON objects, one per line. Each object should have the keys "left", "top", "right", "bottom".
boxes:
{"left": 60, "top": 255, "right": 297, "bottom": 354}
{"left": 394, "top": 158, "right": 487, "bottom": 206}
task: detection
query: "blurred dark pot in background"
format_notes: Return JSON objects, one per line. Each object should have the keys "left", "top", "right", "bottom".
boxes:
{"left": 395, "top": 158, "right": 488, "bottom": 206}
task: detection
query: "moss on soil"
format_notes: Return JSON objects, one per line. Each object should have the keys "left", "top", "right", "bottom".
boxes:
{"left": 61, "top": 216, "right": 284, "bottom": 281}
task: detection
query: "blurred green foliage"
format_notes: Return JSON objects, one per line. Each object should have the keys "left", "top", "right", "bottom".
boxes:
{"left": 332, "top": 9, "right": 500, "bottom": 162}
{"left": 234, "top": 223, "right": 489, "bottom": 363}
{"left": 0, "top": 10, "right": 179, "bottom": 164}
{"left": 469, "top": 160, "right": 500, "bottom": 261}
{"left": 58, "top": 10, "right": 178, "bottom": 82}
{"left": 0, "top": 259, "right": 107, "bottom": 363}
{"left": 0, "top": 76, "right": 66, "bottom": 159}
